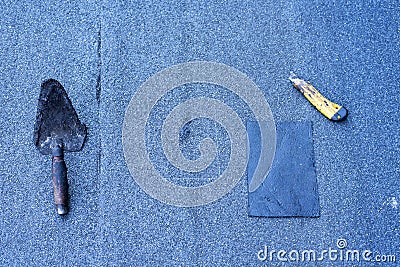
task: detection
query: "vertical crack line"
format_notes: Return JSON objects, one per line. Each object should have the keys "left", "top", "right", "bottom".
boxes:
{"left": 94, "top": 14, "right": 104, "bottom": 267}
{"left": 96, "top": 21, "right": 102, "bottom": 177}
{"left": 96, "top": 142, "right": 102, "bottom": 178}
{"left": 96, "top": 22, "right": 102, "bottom": 105}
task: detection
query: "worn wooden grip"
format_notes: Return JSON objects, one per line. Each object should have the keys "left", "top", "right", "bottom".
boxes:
{"left": 52, "top": 148, "right": 69, "bottom": 215}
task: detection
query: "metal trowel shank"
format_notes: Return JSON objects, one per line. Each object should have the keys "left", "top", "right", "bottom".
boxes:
{"left": 33, "top": 79, "right": 87, "bottom": 215}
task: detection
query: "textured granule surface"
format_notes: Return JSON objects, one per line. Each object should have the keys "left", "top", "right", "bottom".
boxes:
{"left": 0, "top": 1, "right": 398, "bottom": 266}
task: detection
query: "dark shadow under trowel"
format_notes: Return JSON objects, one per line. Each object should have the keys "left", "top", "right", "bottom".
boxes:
{"left": 247, "top": 121, "right": 320, "bottom": 217}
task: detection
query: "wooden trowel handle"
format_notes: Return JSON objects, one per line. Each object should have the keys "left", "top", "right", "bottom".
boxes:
{"left": 52, "top": 146, "right": 69, "bottom": 215}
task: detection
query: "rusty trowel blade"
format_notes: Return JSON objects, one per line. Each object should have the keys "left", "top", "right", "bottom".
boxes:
{"left": 33, "top": 79, "right": 87, "bottom": 155}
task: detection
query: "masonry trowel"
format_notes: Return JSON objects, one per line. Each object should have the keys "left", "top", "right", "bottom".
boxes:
{"left": 33, "top": 79, "right": 87, "bottom": 215}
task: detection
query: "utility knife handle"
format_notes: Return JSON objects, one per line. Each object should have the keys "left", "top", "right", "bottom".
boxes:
{"left": 52, "top": 146, "right": 69, "bottom": 215}
{"left": 289, "top": 72, "right": 348, "bottom": 121}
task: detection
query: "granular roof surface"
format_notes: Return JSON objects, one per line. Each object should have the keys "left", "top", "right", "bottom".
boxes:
{"left": 0, "top": 1, "right": 398, "bottom": 266}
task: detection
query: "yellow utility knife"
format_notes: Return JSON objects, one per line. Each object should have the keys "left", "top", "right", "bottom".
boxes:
{"left": 289, "top": 72, "right": 348, "bottom": 121}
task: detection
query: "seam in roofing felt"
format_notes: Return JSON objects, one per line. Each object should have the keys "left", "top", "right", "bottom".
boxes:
{"left": 95, "top": 16, "right": 104, "bottom": 267}
{"left": 96, "top": 21, "right": 102, "bottom": 177}
{"left": 96, "top": 22, "right": 102, "bottom": 105}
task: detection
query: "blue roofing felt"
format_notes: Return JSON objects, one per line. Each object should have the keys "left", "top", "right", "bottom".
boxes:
{"left": 248, "top": 121, "right": 320, "bottom": 218}
{"left": 0, "top": 1, "right": 399, "bottom": 266}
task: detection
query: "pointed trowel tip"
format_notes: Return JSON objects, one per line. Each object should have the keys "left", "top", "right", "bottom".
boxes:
{"left": 41, "top": 78, "right": 62, "bottom": 88}
{"left": 56, "top": 204, "right": 68, "bottom": 215}
{"left": 42, "top": 78, "right": 60, "bottom": 83}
